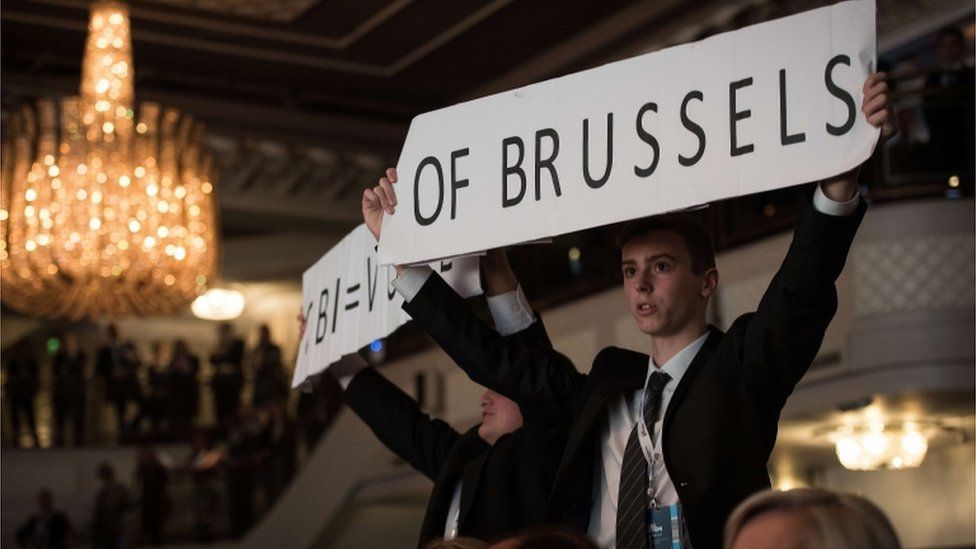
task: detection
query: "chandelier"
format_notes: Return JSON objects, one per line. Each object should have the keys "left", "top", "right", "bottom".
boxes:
{"left": 0, "top": 1, "right": 218, "bottom": 319}
{"left": 829, "top": 422, "right": 930, "bottom": 471}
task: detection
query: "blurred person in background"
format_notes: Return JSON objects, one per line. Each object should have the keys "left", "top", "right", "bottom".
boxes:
{"left": 168, "top": 340, "right": 200, "bottom": 437}
{"left": 186, "top": 429, "right": 221, "bottom": 543}
{"left": 135, "top": 445, "right": 170, "bottom": 545}
{"left": 210, "top": 323, "right": 245, "bottom": 431}
{"left": 921, "top": 26, "right": 975, "bottom": 174}
{"left": 90, "top": 462, "right": 130, "bottom": 549}
{"left": 144, "top": 341, "right": 172, "bottom": 437}
{"left": 224, "top": 404, "right": 265, "bottom": 538}
{"left": 96, "top": 325, "right": 141, "bottom": 439}
{"left": 52, "top": 332, "right": 88, "bottom": 447}
{"left": 295, "top": 372, "right": 343, "bottom": 455}
{"left": 16, "top": 488, "right": 74, "bottom": 549}
{"left": 723, "top": 488, "right": 901, "bottom": 549}
{"left": 249, "top": 325, "right": 285, "bottom": 408}
{"left": 5, "top": 338, "right": 40, "bottom": 447}
{"left": 259, "top": 400, "right": 296, "bottom": 509}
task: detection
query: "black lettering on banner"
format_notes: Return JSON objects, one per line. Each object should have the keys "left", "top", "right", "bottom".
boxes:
{"left": 450, "top": 148, "right": 469, "bottom": 220}
{"left": 366, "top": 257, "right": 379, "bottom": 311}
{"left": 824, "top": 55, "right": 856, "bottom": 136}
{"left": 387, "top": 266, "right": 397, "bottom": 301}
{"left": 502, "top": 137, "right": 527, "bottom": 208}
{"left": 331, "top": 277, "right": 341, "bottom": 334}
{"left": 304, "top": 302, "right": 314, "bottom": 353}
{"left": 679, "top": 91, "right": 706, "bottom": 167}
{"left": 634, "top": 102, "right": 660, "bottom": 178}
{"left": 729, "top": 77, "right": 755, "bottom": 157}
{"left": 345, "top": 283, "right": 360, "bottom": 311}
{"left": 583, "top": 113, "right": 614, "bottom": 188}
{"left": 534, "top": 128, "right": 561, "bottom": 200}
{"left": 414, "top": 156, "right": 444, "bottom": 226}
{"left": 315, "top": 289, "right": 328, "bottom": 344}
{"left": 779, "top": 69, "right": 807, "bottom": 145}
{"left": 440, "top": 260, "right": 452, "bottom": 272}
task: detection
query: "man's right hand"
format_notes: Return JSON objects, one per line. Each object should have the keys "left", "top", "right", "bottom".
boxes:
{"left": 362, "top": 167, "right": 398, "bottom": 242}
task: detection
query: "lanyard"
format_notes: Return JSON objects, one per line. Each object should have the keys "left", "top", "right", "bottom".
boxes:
{"left": 637, "top": 376, "right": 664, "bottom": 508}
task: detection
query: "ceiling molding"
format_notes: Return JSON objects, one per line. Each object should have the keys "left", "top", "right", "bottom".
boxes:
{"left": 4, "top": 0, "right": 516, "bottom": 77}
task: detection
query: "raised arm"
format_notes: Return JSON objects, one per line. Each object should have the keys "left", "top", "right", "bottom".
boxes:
{"left": 363, "top": 171, "right": 586, "bottom": 421}
{"left": 297, "top": 317, "right": 463, "bottom": 480}
{"left": 738, "top": 72, "right": 896, "bottom": 405}
{"left": 344, "top": 361, "right": 466, "bottom": 481}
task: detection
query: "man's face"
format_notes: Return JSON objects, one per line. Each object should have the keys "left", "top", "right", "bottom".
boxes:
{"left": 939, "top": 34, "right": 964, "bottom": 66}
{"left": 621, "top": 230, "right": 713, "bottom": 337}
{"left": 477, "top": 389, "right": 523, "bottom": 445}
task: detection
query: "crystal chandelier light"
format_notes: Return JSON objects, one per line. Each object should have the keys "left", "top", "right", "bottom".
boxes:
{"left": 0, "top": 1, "right": 218, "bottom": 319}
{"left": 831, "top": 422, "right": 930, "bottom": 471}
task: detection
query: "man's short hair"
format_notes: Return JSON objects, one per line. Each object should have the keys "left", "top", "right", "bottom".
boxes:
{"left": 617, "top": 213, "right": 716, "bottom": 275}
{"left": 938, "top": 25, "right": 965, "bottom": 45}
{"left": 723, "top": 488, "right": 901, "bottom": 549}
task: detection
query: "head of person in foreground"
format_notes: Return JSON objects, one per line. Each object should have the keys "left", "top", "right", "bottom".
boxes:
{"left": 724, "top": 487, "right": 901, "bottom": 549}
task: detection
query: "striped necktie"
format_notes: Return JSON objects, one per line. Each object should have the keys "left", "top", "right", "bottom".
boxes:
{"left": 616, "top": 371, "right": 671, "bottom": 549}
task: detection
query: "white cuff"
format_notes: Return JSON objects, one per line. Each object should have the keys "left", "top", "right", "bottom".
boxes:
{"left": 486, "top": 284, "right": 535, "bottom": 336}
{"left": 332, "top": 354, "right": 369, "bottom": 390}
{"left": 813, "top": 183, "right": 859, "bottom": 217}
{"left": 392, "top": 265, "right": 434, "bottom": 303}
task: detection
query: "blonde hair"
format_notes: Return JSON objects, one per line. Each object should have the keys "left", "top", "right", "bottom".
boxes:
{"left": 724, "top": 488, "right": 901, "bottom": 549}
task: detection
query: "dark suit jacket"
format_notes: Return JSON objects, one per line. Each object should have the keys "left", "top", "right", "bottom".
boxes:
{"left": 343, "top": 318, "right": 571, "bottom": 547}
{"left": 403, "top": 199, "right": 866, "bottom": 548}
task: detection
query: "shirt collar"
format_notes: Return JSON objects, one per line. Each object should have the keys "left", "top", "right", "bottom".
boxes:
{"left": 646, "top": 331, "right": 710, "bottom": 387}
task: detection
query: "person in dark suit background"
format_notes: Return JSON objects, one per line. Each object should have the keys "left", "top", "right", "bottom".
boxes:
{"left": 363, "top": 74, "right": 896, "bottom": 548}
{"left": 209, "top": 323, "right": 245, "bottom": 430}
{"left": 16, "top": 489, "right": 73, "bottom": 549}
{"left": 300, "top": 248, "right": 574, "bottom": 547}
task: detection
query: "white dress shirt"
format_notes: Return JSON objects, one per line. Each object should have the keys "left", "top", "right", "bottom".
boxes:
{"left": 587, "top": 333, "right": 708, "bottom": 548}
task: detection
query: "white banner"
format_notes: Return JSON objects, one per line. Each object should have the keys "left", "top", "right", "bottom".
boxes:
{"left": 292, "top": 224, "right": 481, "bottom": 387}
{"left": 379, "top": 0, "right": 878, "bottom": 266}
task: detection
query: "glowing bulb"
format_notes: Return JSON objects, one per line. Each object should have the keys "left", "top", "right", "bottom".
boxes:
{"left": 119, "top": 175, "right": 131, "bottom": 187}
{"left": 89, "top": 218, "right": 102, "bottom": 230}
{"left": 95, "top": 79, "right": 110, "bottom": 93}
{"left": 25, "top": 189, "right": 37, "bottom": 201}
{"left": 901, "top": 430, "right": 927, "bottom": 457}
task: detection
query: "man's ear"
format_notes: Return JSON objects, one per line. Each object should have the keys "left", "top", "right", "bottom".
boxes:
{"left": 700, "top": 267, "right": 719, "bottom": 299}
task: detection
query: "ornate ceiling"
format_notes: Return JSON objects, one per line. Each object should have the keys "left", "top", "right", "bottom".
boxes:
{"left": 2, "top": 0, "right": 971, "bottom": 282}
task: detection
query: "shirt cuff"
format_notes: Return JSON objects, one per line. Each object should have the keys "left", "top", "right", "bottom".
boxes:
{"left": 813, "top": 183, "right": 859, "bottom": 217}
{"left": 392, "top": 265, "right": 434, "bottom": 303}
{"left": 332, "top": 354, "right": 369, "bottom": 390}
{"left": 486, "top": 284, "right": 535, "bottom": 336}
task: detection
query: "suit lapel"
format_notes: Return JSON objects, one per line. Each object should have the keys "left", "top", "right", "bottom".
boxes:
{"left": 419, "top": 430, "right": 487, "bottom": 544}
{"left": 553, "top": 349, "right": 647, "bottom": 508}
{"left": 456, "top": 450, "right": 489, "bottom": 527}
{"left": 662, "top": 326, "right": 723, "bottom": 429}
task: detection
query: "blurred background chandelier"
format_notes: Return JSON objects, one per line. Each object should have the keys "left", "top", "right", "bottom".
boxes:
{"left": 831, "top": 422, "right": 930, "bottom": 471}
{"left": 0, "top": 1, "right": 218, "bottom": 320}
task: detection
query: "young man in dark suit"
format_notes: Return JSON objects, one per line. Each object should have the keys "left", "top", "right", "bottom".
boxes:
{"left": 301, "top": 249, "right": 574, "bottom": 547}
{"left": 363, "top": 73, "right": 895, "bottom": 548}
